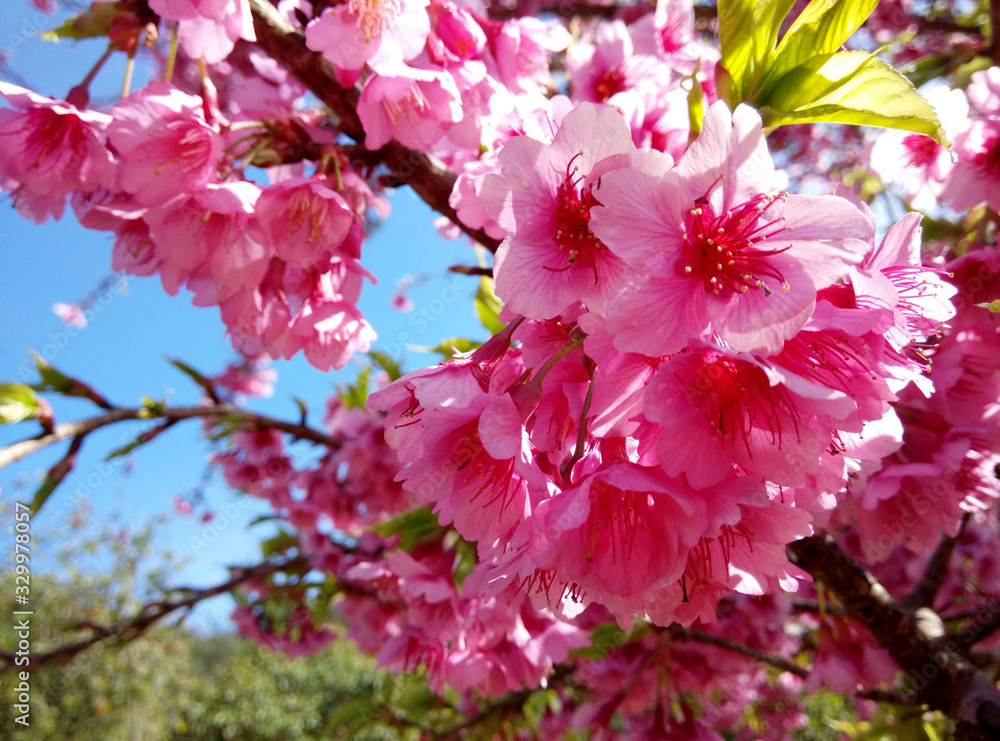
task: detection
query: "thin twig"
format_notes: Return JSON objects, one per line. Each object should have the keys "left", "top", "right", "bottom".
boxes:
{"left": 0, "top": 404, "right": 341, "bottom": 469}
{"left": 902, "top": 517, "right": 967, "bottom": 611}
{"left": 247, "top": 0, "right": 502, "bottom": 252}
{"left": 789, "top": 534, "right": 1000, "bottom": 737}
{"left": 0, "top": 556, "right": 308, "bottom": 673}
{"left": 668, "top": 626, "right": 809, "bottom": 679}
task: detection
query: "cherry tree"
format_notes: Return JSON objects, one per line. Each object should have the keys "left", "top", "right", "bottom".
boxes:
{"left": 2, "top": 0, "right": 1000, "bottom": 737}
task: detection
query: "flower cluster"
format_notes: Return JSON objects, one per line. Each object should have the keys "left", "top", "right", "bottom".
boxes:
{"left": 369, "top": 98, "right": 968, "bottom": 630}
{"left": 6, "top": 0, "right": 1000, "bottom": 736}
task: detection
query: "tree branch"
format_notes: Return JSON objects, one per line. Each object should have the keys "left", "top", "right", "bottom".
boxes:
{"left": 902, "top": 519, "right": 966, "bottom": 612}
{"left": 789, "top": 534, "right": 1000, "bottom": 740}
{"left": 0, "top": 404, "right": 341, "bottom": 469}
{"left": 0, "top": 556, "right": 308, "bottom": 673}
{"left": 667, "top": 625, "right": 809, "bottom": 678}
{"left": 247, "top": 0, "right": 502, "bottom": 252}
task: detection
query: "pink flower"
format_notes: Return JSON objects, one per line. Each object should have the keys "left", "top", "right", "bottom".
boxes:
{"left": 107, "top": 82, "right": 223, "bottom": 207}
{"left": 0, "top": 82, "right": 115, "bottom": 223}
{"left": 305, "top": 0, "right": 430, "bottom": 86}
{"left": 172, "top": 494, "right": 194, "bottom": 515}
{"left": 489, "top": 17, "right": 571, "bottom": 95}
{"left": 283, "top": 260, "right": 376, "bottom": 370}
{"left": 367, "top": 347, "right": 536, "bottom": 555}
{"left": 479, "top": 103, "right": 655, "bottom": 319}
{"left": 144, "top": 181, "right": 268, "bottom": 295}
{"left": 590, "top": 101, "right": 871, "bottom": 356}
{"left": 431, "top": 4, "right": 486, "bottom": 63}
{"left": 644, "top": 346, "right": 856, "bottom": 489}
{"left": 52, "top": 302, "right": 87, "bottom": 328}
{"left": 857, "top": 211, "right": 957, "bottom": 348}
{"left": 356, "top": 65, "right": 463, "bottom": 151}
{"left": 150, "top": 0, "right": 256, "bottom": 64}
{"left": 391, "top": 290, "right": 414, "bottom": 312}
{"left": 868, "top": 86, "right": 967, "bottom": 211}
{"left": 255, "top": 176, "right": 354, "bottom": 267}
{"left": 538, "top": 464, "right": 706, "bottom": 621}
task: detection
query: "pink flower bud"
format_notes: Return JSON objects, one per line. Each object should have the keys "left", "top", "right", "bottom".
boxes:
{"left": 436, "top": 6, "right": 486, "bottom": 60}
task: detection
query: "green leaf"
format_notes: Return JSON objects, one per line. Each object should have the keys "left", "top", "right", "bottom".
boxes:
{"left": 570, "top": 621, "right": 650, "bottom": 660}
{"left": 138, "top": 395, "right": 165, "bottom": 419}
{"left": 0, "top": 383, "right": 41, "bottom": 425}
{"left": 450, "top": 533, "right": 477, "bottom": 591}
{"left": 41, "top": 1, "right": 117, "bottom": 41}
{"left": 760, "top": 52, "right": 948, "bottom": 145}
{"left": 767, "top": 0, "right": 880, "bottom": 84}
{"left": 31, "top": 436, "right": 82, "bottom": 515}
{"left": 323, "top": 697, "right": 377, "bottom": 732}
{"left": 425, "top": 337, "right": 483, "bottom": 360}
{"left": 104, "top": 421, "right": 171, "bottom": 461}
{"left": 168, "top": 357, "right": 217, "bottom": 399}
{"left": 30, "top": 475, "right": 59, "bottom": 515}
{"left": 715, "top": 0, "right": 944, "bottom": 146}
{"left": 292, "top": 396, "right": 309, "bottom": 426}
{"left": 977, "top": 299, "right": 1000, "bottom": 313}
{"left": 367, "top": 351, "right": 402, "bottom": 381}
{"left": 339, "top": 366, "right": 370, "bottom": 409}
{"left": 716, "top": 0, "right": 797, "bottom": 105}
{"left": 370, "top": 507, "right": 446, "bottom": 551}
{"left": 716, "top": 0, "right": 758, "bottom": 104}
{"left": 475, "top": 277, "right": 504, "bottom": 335}
{"left": 684, "top": 61, "right": 706, "bottom": 140}
{"left": 29, "top": 351, "right": 111, "bottom": 408}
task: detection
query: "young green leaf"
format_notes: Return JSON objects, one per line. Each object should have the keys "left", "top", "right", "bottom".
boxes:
{"left": 0, "top": 383, "right": 41, "bottom": 425}
{"left": 371, "top": 506, "right": 447, "bottom": 551}
{"left": 368, "top": 350, "right": 402, "bottom": 381}
{"left": 41, "top": 1, "right": 117, "bottom": 42}
{"left": 767, "top": 0, "right": 880, "bottom": 85}
{"left": 716, "top": 0, "right": 797, "bottom": 105}
{"left": 426, "top": 337, "right": 483, "bottom": 360}
{"left": 30, "top": 351, "right": 112, "bottom": 408}
{"left": 760, "top": 52, "right": 948, "bottom": 144}
{"left": 340, "top": 366, "right": 371, "bottom": 409}
{"left": 475, "top": 276, "right": 505, "bottom": 335}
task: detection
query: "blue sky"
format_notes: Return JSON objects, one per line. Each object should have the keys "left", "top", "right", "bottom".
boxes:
{"left": 0, "top": 3, "right": 489, "bottom": 630}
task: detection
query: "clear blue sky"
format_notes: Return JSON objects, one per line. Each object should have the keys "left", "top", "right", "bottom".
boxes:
{"left": 0, "top": 3, "right": 489, "bottom": 630}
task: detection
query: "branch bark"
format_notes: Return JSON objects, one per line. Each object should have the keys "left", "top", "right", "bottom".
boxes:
{"left": 247, "top": 0, "right": 502, "bottom": 252}
{"left": 0, "top": 403, "right": 341, "bottom": 469}
{"left": 789, "top": 534, "right": 1000, "bottom": 740}
{"left": 667, "top": 625, "right": 809, "bottom": 678}
{"left": 902, "top": 520, "right": 965, "bottom": 612}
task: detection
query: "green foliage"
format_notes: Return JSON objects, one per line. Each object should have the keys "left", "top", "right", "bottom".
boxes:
{"left": 760, "top": 52, "right": 945, "bottom": 141}
{"left": 340, "top": 365, "right": 371, "bottom": 408}
{"left": 371, "top": 506, "right": 446, "bottom": 551}
{"left": 368, "top": 351, "right": 403, "bottom": 382}
{"left": 716, "top": 0, "right": 946, "bottom": 143}
{"left": 425, "top": 337, "right": 483, "bottom": 360}
{"left": 475, "top": 276, "right": 505, "bottom": 335}
{"left": 41, "top": 2, "right": 118, "bottom": 42}
{"left": 0, "top": 383, "right": 41, "bottom": 425}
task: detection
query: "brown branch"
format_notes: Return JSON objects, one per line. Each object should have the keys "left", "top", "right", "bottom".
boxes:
{"left": 991, "top": 0, "right": 1000, "bottom": 65}
{"left": 0, "top": 556, "right": 308, "bottom": 674}
{"left": 789, "top": 534, "right": 1000, "bottom": 740}
{"left": 857, "top": 687, "right": 922, "bottom": 706}
{"left": 952, "top": 604, "right": 1000, "bottom": 653}
{"left": 247, "top": 0, "right": 502, "bottom": 252}
{"left": 902, "top": 519, "right": 966, "bottom": 612}
{"left": 0, "top": 404, "right": 341, "bottom": 469}
{"left": 667, "top": 625, "right": 808, "bottom": 679}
